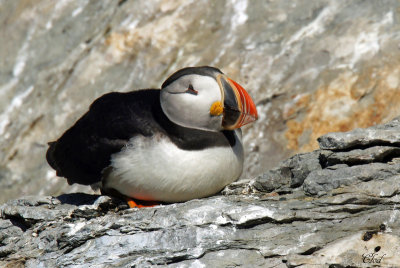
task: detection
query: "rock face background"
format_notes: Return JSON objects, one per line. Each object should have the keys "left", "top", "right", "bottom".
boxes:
{"left": 1, "top": 117, "right": 400, "bottom": 267}
{"left": 1, "top": 2, "right": 400, "bottom": 203}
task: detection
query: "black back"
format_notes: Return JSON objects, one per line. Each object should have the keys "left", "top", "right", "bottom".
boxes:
{"left": 46, "top": 89, "right": 235, "bottom": 185}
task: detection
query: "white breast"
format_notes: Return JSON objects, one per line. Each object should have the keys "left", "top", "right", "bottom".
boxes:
{"left": 102, "top": 130, "right": 243, "bottom": 202}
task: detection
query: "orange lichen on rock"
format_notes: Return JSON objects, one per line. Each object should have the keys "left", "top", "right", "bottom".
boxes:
{"left": 284, "top": 94, "right": 311, "bottom": 119}
{"left": 285, "top": 120, "right": 303, "bottom": 150}
{"left": 103, "top": 5, "right": 189, "bottom": 64}
{"left": 285, "top": 65, "right": 400, "bottom": 152}
{"left": 104, "top": 31, "right": 148, "bottom": 63}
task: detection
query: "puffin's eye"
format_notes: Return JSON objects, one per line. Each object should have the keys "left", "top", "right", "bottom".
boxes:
{"left": 185, "top": 84, "right": 198, "bottom": 95}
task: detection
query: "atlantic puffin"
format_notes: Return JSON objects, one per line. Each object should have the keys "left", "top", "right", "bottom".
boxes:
{"left": 46, "top": 66, "right": 258, "bottom": 207}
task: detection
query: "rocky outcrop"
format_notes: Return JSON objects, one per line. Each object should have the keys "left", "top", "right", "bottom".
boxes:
{"left": 1, "top": 0, "right": 400, "bottom": 203}
{"left": 1, "top": 117, "right": 399, "bottom": 267}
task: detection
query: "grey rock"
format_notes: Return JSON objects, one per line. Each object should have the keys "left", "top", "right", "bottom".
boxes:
{"left": 320, "top": 146, "right": 400, "bottom": 166}
{"left": 164, "top": 249, "right": 281, "bottom": 268}
{"left": 251, "top": 150, "right": 321, "bottom": 193}
{"left": 252, "top": 166, "right": 292, "bottom": 193}
{"left": 301, "top": 116, "right": 400, "bottom": 196}
{"left": 303, "top": 162, "right": 400, "bottom": 196}
{"left": 1, "top": 0, "right": 400, "bottom": 204}
{"left": 1, "top": 117, "right": 400, "bottom": 267}
{"left": 1, "top": 190, "right": 399, "bottom": 267}
{"left": 325, "top": 163, "right": 349, "bottom": 170}
{"left": 318, "top": 117, "right": 400, "bottom": 150}
{"left": 284, "top": 151, "right": 322, "bottom": 188}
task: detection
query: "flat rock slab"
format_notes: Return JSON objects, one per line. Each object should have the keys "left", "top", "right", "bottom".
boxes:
{"left": 320, "top": 146, "right": 400, "bottom": 166}
{"left": 303, "top": 162, "right": 400, "bottom": 196}
{"left": 1, "top": 190, "right": 399, "bottom": 267}
{"left": 318, "top": 117, "right": 400, "bottom": 150}
{"left": 1, "top": 0, "right": 400, "bottom": 205}
{"left": 2, "top": 184, "right": 400, "bottom": 268}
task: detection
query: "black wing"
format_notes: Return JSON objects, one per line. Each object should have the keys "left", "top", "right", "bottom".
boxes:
{"left": 46, "top": 89, "right": 162, "bottom": 185}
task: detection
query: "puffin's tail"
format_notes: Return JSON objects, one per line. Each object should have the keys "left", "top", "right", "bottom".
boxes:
{"left": 46, "top": 141, "right": 64, "bottom": 178}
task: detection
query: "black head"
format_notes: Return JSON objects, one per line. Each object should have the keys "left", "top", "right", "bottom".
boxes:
{"left": 162, "top": 66, "right": 223, "bottom": 89}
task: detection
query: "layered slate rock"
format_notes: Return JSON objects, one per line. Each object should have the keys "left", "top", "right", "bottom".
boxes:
{"left": 1, "top": 0, "right": 400, "bottom": 203}
{"left": 1, "top": 117, "right": 400, "bottom": 267}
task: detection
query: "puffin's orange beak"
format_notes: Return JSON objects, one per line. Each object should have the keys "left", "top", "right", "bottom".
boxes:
{"left": 217, "top": 75, "right": 258, "bottom": 130}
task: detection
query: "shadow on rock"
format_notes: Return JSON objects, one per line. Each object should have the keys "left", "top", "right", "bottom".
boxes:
{"left": 56, "top": 193, "right": 101, "bottom": 206}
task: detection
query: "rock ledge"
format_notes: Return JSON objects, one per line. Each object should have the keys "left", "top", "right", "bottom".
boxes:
{"left": 1, "top": 117, "right": 400, "bottom": 267}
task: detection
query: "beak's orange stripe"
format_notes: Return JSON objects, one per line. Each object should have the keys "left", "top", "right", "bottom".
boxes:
{"left": 228, "top": 78, "right": 258, "bottom": 128}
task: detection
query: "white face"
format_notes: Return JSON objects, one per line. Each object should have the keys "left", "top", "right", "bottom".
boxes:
{"left": 160, "top": 74, "right": 223, "bottom": 132}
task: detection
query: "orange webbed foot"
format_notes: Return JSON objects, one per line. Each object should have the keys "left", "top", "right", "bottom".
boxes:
{"left": 126, "top": 197, "right": 160, "bottom": 208}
